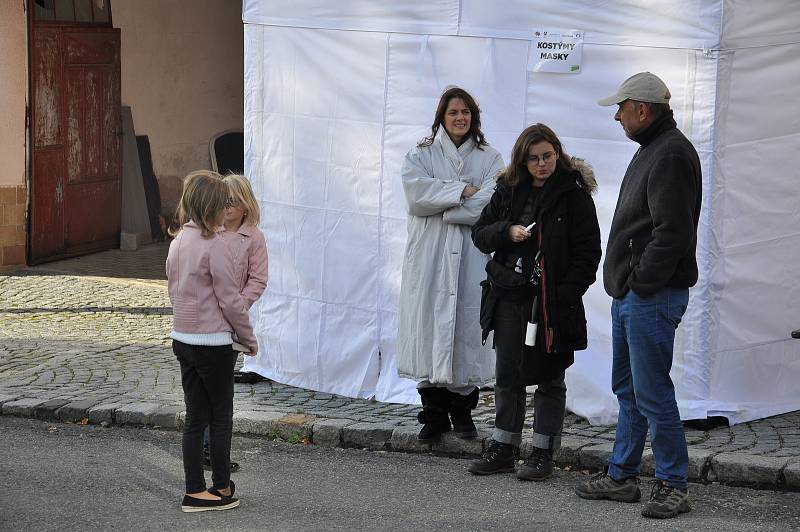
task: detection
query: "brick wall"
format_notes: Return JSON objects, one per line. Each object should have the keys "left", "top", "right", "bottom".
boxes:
{"left": 0, "top": 185, "right": 26, "bottom": 268}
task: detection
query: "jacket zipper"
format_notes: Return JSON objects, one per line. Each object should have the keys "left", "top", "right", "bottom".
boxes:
{"left": 537, "top": 224, "right": 553, "bottom": 353}
{"left": 628, "top": 238, "right": 634, "bottom": 269}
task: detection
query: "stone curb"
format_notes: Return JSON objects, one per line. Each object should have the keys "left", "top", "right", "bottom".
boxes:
{"left": 1, "top": 404, "right": 796, "bottom": 491}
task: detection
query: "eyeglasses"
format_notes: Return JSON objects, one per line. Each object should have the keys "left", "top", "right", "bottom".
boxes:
{"left": 527, "top": 152, "right": 556, "bottom": 165}
{"left": 225, "top": 197, "right": 238, "bottom": 208}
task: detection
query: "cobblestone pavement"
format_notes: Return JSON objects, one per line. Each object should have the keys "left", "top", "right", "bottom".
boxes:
{"left": 1, "top": 242, "right": 799, "bottom": 489}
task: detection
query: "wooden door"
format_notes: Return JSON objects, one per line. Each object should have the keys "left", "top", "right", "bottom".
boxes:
{"left": 30, "top": 24, "right": 121, "bottom": 263}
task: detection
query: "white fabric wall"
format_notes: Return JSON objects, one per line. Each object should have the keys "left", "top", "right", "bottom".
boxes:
{"left": 242, "top": 0, "right": 800, "bottom": 425}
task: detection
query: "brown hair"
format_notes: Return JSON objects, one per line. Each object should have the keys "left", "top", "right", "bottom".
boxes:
{"left": 223, "top": 174, "right": 260, "bottom": 227}
{"left": 418, "top": 86, "right": 488, "bottom": 149}
{"left": 499, "top": 123, "right": 574, "bottom": 187}
{"left": 169, "top": 170, "right": 227, "bottom": 238}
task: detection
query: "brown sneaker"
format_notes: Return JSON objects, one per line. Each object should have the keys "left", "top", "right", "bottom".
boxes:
{"left": 574, "top": 472, "right": 641, "bottom": 502}
{"left": 641, "top": 480, "right": 691, "bottom": 519}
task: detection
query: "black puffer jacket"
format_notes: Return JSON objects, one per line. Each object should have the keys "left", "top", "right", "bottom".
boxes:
{"left": 472, "top": 160, "right": 601, "bottom": 356}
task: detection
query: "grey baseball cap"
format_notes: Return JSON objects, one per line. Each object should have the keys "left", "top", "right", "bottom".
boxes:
{"left": 597, "top": 72, "right": 671, "bottom": 106}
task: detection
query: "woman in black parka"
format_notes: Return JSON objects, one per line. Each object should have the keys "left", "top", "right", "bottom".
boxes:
{"left": 468, "top": 123, "right": 601, "bottom": 481}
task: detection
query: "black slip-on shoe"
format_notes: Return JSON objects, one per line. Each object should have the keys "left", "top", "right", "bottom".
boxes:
{"left": 180, "top": 494, "right": 240, "bottom": 513}
{"left": 209, "top": 480, "right": 236, "bottom": 498}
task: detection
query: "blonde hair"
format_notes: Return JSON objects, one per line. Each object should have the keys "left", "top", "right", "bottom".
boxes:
{"left": 223, "top": 174, "right": 260, "bottom": 226}
{"left": 169, "top": 170, "right": 227, "bottom": 238}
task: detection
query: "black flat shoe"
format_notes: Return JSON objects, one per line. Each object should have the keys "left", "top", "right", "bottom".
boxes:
{"left": 180, "top": 494, "right": 240, "bottom": 513}
{"left": 209, "top": 480, "right": 236, "bottom": 498}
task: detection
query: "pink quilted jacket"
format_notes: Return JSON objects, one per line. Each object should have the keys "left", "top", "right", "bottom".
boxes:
{"left": 166, "top": 221, "right": 257, "bottom": 348}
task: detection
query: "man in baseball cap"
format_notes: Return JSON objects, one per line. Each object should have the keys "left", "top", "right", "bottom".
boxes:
{"left": 575, "top": 73, "right": 702, "bottom": 520}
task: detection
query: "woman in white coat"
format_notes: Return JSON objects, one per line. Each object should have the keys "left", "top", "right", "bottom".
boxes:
{"left": 397, "top": 86, "right": 504, "bottom": 443}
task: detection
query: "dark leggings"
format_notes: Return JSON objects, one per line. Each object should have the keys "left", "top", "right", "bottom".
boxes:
{"left": 173, "top": 340, "right": 237, "bottom": 493}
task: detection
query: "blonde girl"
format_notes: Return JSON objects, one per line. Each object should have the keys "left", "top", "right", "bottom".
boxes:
{"left": 222, "top": 174, "right": 268, "bottom": 307}
{"left": 166, "top": 170, "right": 256, "bottom": 512}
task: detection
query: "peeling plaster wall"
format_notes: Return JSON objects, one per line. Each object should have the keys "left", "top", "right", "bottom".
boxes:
{"left": 0, "top": 1, "right": 27, "bottom": 187}
{"left": 113, "top": 0, "right": 244, "bottom": 214}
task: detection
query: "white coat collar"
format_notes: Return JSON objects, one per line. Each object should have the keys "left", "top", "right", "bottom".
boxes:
{"left": 436, "top": 129, "right": 475, "bottom": 174}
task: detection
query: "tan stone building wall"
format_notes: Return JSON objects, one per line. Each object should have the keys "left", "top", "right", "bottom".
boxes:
{"left": 113, "top": 0, "right": 244, "bottom": 216}
{"left": 0, "top": 2, "right": 28, "bottom": 268}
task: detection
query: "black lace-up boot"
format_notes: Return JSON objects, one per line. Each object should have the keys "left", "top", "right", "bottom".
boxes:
{"left": 468, "top": 441, "right": 516, "bottom": 475}
{"left": 516, "top": 446, "right": 553, "bottom": 481}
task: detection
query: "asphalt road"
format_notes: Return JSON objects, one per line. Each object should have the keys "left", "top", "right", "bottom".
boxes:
{"left": 1, "top": 417, "right": 798, "bottom": 532}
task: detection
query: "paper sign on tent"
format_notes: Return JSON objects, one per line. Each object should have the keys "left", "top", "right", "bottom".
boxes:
{"left": 529, "top": 29, "right": 584, "bottom": 73}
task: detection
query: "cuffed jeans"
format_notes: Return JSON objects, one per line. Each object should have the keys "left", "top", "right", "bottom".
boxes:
{"left": 493, "top": 375, "right": 567, "bottom": 448}
{"left": 173, "top": 340, "right": 237, "bottom": 494}
{"left": 492, "top": 298, "right": 567, "bottom": 448}
{"left": 607, "top": 288, "right": 689, "bottom": 489}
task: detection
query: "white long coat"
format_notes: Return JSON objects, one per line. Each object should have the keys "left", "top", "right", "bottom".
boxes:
{"left": 396, "top": 131, "right": 504, "bottom": 386}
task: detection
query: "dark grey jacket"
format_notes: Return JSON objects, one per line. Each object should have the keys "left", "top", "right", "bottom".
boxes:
{"left": 603, "top": 111, "right": 702, "bottom": 299}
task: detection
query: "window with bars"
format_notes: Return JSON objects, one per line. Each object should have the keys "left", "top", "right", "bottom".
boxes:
{"left": 34, "top": 0, "right": 111, "bottom": 25}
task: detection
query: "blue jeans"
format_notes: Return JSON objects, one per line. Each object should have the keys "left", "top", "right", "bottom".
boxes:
{"left": 607, "top": 288, "right": 689, "bottom": 489}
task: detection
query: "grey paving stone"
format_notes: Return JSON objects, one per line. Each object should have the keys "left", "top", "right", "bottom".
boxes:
{"left": 433, "top": 430, "right": 487, "bottom": 457}
{"left": 342, "top": 422, "right": 395, "bottom": 450}
{"left": 687, "top": 447, "right": 716, "bottom": 481}
{"left": 232, "top": 410, "right": 284, "bottom": 436}
{"left": 0, "top": 393, "right": 21, "bottom": 406}
{"left": 34, "top": 399, "right": 72, "bottom": 421}
{"left": 311, "top": 418, "right": 354, "bottom": 448}
{"left": 150, "top": 405, "right": 184, "bottom": 429}
{"left": 116, "top": 402, "right": 162, "bottom": 425}
{"left": 783, "top": 460, "right": 800, "bottom": 489}
{"left": 578, "top": 442, "right": 614, "bottom": 470}
{"left": 87, "top": 402, "right": 128, "bottom": 424}
{"left": 553, "top": 435, "right": 596, "bottom": 466}
{"left": 2, "top": 398, "right": 49, "bottom": 417}
{"left": 389, "top": 425, "right": 431, "bottom": 453}
{"left": 711, "top": 453, "right": 789, "bottom": 486}
{"left": 640, "top": 448, "right": 655, "bottom": 476}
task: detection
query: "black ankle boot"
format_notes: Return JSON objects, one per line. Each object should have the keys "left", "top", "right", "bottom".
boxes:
{"left": 468, "top": 441, "right": 516, "bottom": 475}
{"left": 517, "top": 446, "right": 553, "bottom": 481}
{"left": 417, "top": 387, "right": 451, "bottom": 443}
{"left": 449, "top": 387, "right": 479, "bottom": 439}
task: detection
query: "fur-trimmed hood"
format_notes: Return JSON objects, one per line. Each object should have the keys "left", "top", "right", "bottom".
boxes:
{"left": 570, "top": 157, "right": 597, "bottom": 194}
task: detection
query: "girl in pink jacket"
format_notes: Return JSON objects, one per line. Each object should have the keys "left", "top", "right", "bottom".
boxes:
{"left": 222, "top": 174, "right": 268, "bottom": 309}
{"left": 166, "top": 171, "right": 254, "bottom": 513}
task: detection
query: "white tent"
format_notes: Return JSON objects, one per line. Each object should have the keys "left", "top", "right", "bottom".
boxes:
{"left": 241, "top": 1, "right": 800, "bottom": 425}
